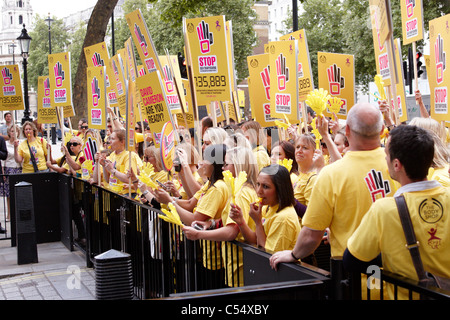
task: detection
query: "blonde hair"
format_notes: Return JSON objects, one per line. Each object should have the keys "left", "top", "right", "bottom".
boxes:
{"left": 22, "top": 121, "right": 38, "bottom": 138}
{"left": 409, "top": 117, "right": 446, "bottom": 143}
{"left": 242, "top": 120, "right": 266, "bottom": 147}
{"left": 204, "top": 127, "right": 228, "bottom": 145}
{"left": 226, "top": 147, "right": 258, "bottom": 189}
{"left": 409, "top": 118, "right": 449, "bottom": 168}
{"left": 144, "top": 145, "right": 163, "bottom": 171}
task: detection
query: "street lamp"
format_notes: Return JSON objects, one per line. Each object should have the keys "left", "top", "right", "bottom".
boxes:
{"left": 45, "top": 13, "right": 53, "bottom": 54}
{"left": 17, "top": 24, "right": 32, "bottom": 124}
{"left": 45, "top": 13, "right": 56, "bottom": 143}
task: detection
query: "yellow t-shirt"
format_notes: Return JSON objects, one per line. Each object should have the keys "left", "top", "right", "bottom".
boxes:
{"left": 347, "top": 186, "right": 450, "bottom": 299}
{"left": 253, "top": 145, "right": 271, "bottom": 172}
{"left": 18, "top": 138, "right": 48, "bottom": 173}
{"left": 222, "top": 184, "right": 258, "bottom": 287}
{"left": 293, "top": 171, "right": 317, "bottom": 207}
{"left": 195, "top": 179, "right": 230, "bottom": 270}
{"left": 107, "top": 150, "right": 140, "bottom": 194}
{"left": 262, "top": 204, "right": 301, "bottom": 253}
{"left": 302, "top": 148, "right": 398, "bottom": 257}
{"left": 428, "top": 165, "right": 450, "bottom": 187}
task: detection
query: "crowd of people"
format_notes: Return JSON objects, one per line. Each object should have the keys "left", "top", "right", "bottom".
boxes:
{"left": 0, "top": 89, "right": 449, "bottom": 298}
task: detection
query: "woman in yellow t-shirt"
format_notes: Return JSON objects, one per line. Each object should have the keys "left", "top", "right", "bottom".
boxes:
{"left": 183, "top": 147, "right": 259, "bottom": 287}
{"left": 14, "top": 121, "right": 49, "bottom": 173}
{"left": 270, "top": 140, "right": 299, "bottom": 185}
{"left": 154, "top": 144, "right": 229, "bottom": 271}
{"left": 94, "top": 129, "right": 140, "bottom": 195}
{"left": 230, "top": 164, "right": 301, "bottom": 254}
{"left": 47, "top": 136, "right": 85, "bottom": 175}
{"left": 293, "top": 134, "right": 318, "bottom": 208}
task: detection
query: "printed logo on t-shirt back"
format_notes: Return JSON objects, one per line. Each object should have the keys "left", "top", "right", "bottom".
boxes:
{"left": 364, "top": 169, "right": 391, "bottom": 202}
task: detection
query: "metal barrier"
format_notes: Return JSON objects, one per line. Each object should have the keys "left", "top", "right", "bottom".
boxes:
{"left": 6, "top": 172, "right": 450, "bottom": 300}
{"left": 0, "top": 174, "right": 12, "bottom": 242}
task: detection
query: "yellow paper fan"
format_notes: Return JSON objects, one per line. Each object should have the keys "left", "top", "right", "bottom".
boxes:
{"left": 140, "top": 162, "right": 155, "bottom": 177}
{"left": 159, "top": 203, "right": 184, "bottom": 227}
{"left": 306, "top": 88, "right": 331, "bottom": 117}
{"left": 223, "top": 170, "right": 247, "bottom": 203}
{"left": 374, "top": 74, "right": 386, "bottom": 100}
{"left": 277, "top": 158, "right": 293, "bottom": 173}
{"left": 328, "top": 97, "right": 343, "bottom": 114}
{"left": 274, "top": 120, "right": 290, "bottom": 129}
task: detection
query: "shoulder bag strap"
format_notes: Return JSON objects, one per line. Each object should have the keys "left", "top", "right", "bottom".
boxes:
{"left": 27, "top": 140, "right": 39, "bottom": 172}
{"left": 395, "top": 195, "right": 427, "bottom": 281}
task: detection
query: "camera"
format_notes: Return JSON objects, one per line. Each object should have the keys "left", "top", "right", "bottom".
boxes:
{"left": 174, "top": 156, "right": 181, "bottom": 172}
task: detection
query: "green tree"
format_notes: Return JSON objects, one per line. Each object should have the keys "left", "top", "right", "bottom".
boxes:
{"left": 113, "top": 0, "right": 257, "bottom": 82}
{"left": 27, "top": 14, "right": 70, "bottom": 90}
{"left": 68, "top": 21, "right": 87, "bottom": 86}
{"left": 282, "top": 0, "right": 450, "bottom": 91}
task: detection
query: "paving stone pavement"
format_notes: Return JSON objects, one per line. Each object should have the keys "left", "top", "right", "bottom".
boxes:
{"left": 0, "top": 240, "right": 96, "bottom": 300}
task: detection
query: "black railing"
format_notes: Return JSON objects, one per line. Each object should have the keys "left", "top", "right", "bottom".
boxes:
{"left": 7, "top": 172, "right": 450, "bottom": 300}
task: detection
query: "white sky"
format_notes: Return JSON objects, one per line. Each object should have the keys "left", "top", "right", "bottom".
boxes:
{"left": 30, "top": 0, "right": 98, "bottom": 19}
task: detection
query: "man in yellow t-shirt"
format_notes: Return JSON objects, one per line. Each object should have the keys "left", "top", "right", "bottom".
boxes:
{"left": 344, "top": 125, "right": 450, "bottom": 300}
{"left": 270, "top": 103, "right": 398, "bottom": 269}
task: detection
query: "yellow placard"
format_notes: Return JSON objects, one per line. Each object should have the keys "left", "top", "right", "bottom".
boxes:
{"left": 110, "top": 53, "right": 127, "bottom": 115}
{"left": 280, "top": 29, "right": 314, "bottom": 103}
{"left": 176, "top": 79, "right": 195, "bottom": 129}
{"left": 87, "top": 66, "right": 106, "bottom": 130}
{"left": 370, "top": 5, "right": 391, "bottom": 88}
{"left": 136, "top": 70, "right": 172, "bottom": 147}
{"left": 247, "top": 53, "right": 279, "bottom": 127}
{"left": 184, "top": 15, "right": 232, "bottom": 105}
{"left": 159, "top": 55, "right": 182, "bottom": 114}
{"left": 392, "top": 39, "right": 408, "bottom": 123}
{"left": 160, "top": 120, "right": 175, "bottom": 172}
{"left": 37, "top": 76, "right": 57, "bottom": 123}
{"left": 48, "top": 52, "right": 74, "bottom": 117}
{"left": 268, "top": 40, "right": 299, "bottom": 123}
{"left": 318, "top": 52, "right": 355, "bottom": 119}
{"left": 0, "top": 64, "right": 24, "bottom": 111}
{"left": 400, "top": 0, "right": 424, "bottom": 45}
{"left": 369, "top": 0, "right": 391, "bottom": 46}
{"left": 84, "top": 41, "right": 117, "bottom": 109}
{"left": 126, "top": 9, "right": 162, "bottom": 75}
{"left": 429, "top": 14, "right": 450, "bottom": 122}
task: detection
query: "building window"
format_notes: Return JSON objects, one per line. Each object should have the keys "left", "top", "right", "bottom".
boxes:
{"left": 17, "top": 0, "right": 23, "bottom": 8}
{"left": 19, "top": 15, "right": 23, "bottom": 25}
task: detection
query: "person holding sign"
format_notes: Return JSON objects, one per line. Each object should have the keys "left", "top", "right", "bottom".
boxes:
{"left": 184, "top": 146, "right": 259, "bottom": 287}
{"left": 154, "top": 144, "right": 229, "bottom": 272}
{"left": 93, "top": 129, "right": 140, "bottom": 196}
{"left": 14, "top": 121, "right": 49, "bottom": 173}
{"left": 46, "top": 136, "right": 85, "bottom": 175}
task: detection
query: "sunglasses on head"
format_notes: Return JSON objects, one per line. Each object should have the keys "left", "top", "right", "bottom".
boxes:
{"left": 69, "top": 142, "right": 81, "bottom": 146}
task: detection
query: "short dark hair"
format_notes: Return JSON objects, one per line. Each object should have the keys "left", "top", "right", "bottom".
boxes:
{"left": 259, "top": 164, "right": 296, "bottom": 212}
{"left": 388, "top": 125, "right": 434, "bottom": 181}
